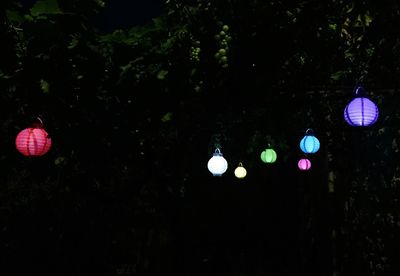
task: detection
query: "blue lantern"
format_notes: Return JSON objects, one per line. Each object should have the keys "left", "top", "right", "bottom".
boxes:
{"left": 300, "top": 129, "right": 320, "bottom": 154}
{"left": 344, "top": 85, "right": 379, "bottom": 127}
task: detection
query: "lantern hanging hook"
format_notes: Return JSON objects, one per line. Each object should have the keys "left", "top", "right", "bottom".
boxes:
{"left": 238, "top": 162, "right": 243, "bottom": 166}
{"left": 215, "top": 148, "right": 222, "bottom": 154}
{"left": 353, "top": 84, "right": 367, "bottom": 97}
{"left": 305, "top": 128, "right": 314, "bottom": 135}
{"left": 354, "top": 86, "right": 361, "bottom": 96}
{"left": 35, "top": 117, "right": 44, "bottom": 128}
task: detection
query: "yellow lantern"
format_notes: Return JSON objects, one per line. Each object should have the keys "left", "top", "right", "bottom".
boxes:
{"left": 234, "top": 162, "right": 247, "bottom": 179}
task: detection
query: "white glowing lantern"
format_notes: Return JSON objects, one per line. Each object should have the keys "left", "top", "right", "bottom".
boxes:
{"left": 234, "top": 163, "right": 247, "bottom": 179}
{"left": 207, "top": 148, "right": 228, "bottom": 176}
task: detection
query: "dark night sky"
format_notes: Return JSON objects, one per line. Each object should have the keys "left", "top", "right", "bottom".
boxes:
{"left": 21, "top": 0, "right": 164, "bottom": 31}
{"left": 96, "top": 0, "right": 164, "bottom": 31}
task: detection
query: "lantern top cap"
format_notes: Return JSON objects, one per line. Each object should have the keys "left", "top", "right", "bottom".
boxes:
{"left": 353, "top": 85, "right": 368, "bottom": 97}
{"left": 213, "top": 148, "right": 223, "bottom": 156}
{"left": 305, "top": 128, "right": 314, "bottom": 135}
{"left": 238, "top": 162, "right": 243, "bottom": 167}
{"left": 32, "top": 117, "right": 44, "bottom": 128}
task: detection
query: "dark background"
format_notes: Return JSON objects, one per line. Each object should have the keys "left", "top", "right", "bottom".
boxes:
{"left": 1, "top": 1, "right": 400, "bottom": 275}
{"left": 96, "top": 0, "right": 164, "bottom": 31}
{"left": 21, "top": 0, "right": 164, "bottom": 30}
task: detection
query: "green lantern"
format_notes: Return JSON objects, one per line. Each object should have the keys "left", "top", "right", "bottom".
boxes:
{"left": 260, "top": 148, "right": 277, "bottom": 163}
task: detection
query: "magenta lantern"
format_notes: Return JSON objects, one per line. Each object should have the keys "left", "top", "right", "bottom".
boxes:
{"left": 16, "top": 125, "right": 52, "bottom": 157}
{"left": 298, "top": 158, "right": 311, "bottom": 171}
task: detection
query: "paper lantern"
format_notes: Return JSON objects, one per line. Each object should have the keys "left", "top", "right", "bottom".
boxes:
{"left": 234, "top": 163, "right": 247, "bottom": 179}
{"left": 344, "top": 86, "right": 378, "bottom": 127}
{"left": 298, "top": 158, "right": 311, "bottom": 170}
{"left": 16, "top": 127, "right": 52, "bottom": 156}
{"left": 260, "top": 148, "right": 277, "bottom": 163}
{"left": 207, "top": 148, "right": 228, "bottom": 176}
{"left": 300, "top": 129, "right": 320, "bottom": 154}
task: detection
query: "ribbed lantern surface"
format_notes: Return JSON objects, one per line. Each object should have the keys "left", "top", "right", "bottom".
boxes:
{"left": 16, "top": 128, "right": 52, "bottom": 156}
{"left": 260, "top": 148, "right": 277, "bottom": 163}
{"left": 298, "top": 158, "right": 311, "bottom": 170}
{"left": 344, "top": 97, "right": 379, "bottom": 127}
{"left": 300, "top": 132, "right": 320, "bottom": 154}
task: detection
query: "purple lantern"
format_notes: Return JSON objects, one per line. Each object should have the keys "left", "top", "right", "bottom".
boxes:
{"left": 344, "top": 86, "right": 379, "bottom": 127}
{"left": 298, "top": 158, "right": 311, "bottom": 171}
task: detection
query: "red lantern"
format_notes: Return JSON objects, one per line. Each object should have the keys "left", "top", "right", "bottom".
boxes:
{"left": 16, "top": 126, "right": 52, "bottom": 157}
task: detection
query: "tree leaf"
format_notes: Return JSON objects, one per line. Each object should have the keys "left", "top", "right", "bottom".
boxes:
{"left": 40, "top": 79, "right": 50, "bottom": 93}
{"left": 6, "top": 10, "right": 24, "bottom": 24}
{"left": 54, "top": 156, "right": 66, "bottom": 166}
{"left": 330, "top": 70, "right": 345, "bottom": 81}
{"left": 157, "top": 70, "right": 168, "bottom": 80}
{"left": 161, "top": 112, "right": 173, "bottom": 122}
{"left": 30, "top": 0, "right": 61, "bottom": 17}
{"left": 68, "top": 37, "right": 79, "bottom": 49}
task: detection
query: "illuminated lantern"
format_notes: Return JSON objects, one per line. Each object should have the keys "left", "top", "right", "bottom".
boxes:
{"left": 344, "top": 85, "right": 379, "bottom": 127}
{"left": 234, "top": 163, "right": 247, "bottom": 179}
{"left": 298, "top": 158, "right": 311, "bottom": 170}
{"left": 300, "top": 129, "right": 320, "bottom": 154}
{"left": 207, "top": 148, "right": 228, "bottom": 176}
{"left": 16, "top": 120, "right": 52, "bottom": 157}
{"left": 260, "top": 148, "right": 277, "bottom": 163}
